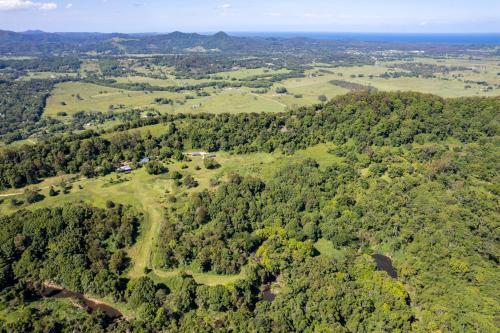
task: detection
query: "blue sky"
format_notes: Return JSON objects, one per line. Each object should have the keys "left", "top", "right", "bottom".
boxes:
{"left": 0, "top": 0, "right": 499, "bottom": 33}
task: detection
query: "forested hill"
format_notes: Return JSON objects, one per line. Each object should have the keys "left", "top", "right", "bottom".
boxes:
{"left": 0, "top": 30, "right": 487, "bottom": 55}
{"left": 0, "top": 91, "right": 498, "bottom": 332}
{"left": 0, "top": 91, "right": 498, "bottom": 190}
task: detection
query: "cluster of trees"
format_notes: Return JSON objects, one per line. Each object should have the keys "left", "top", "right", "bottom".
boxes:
{"left": 0, "top": 91, "right": 497, "bottom": 190}
{"left": 145, "top": 161, "right": 168, "bottom": 175}
{"left": 0, "top": 79, "right": 56, "bottom": 141}
{"left": 159, "top": 175, "right": 266, "bottom": 274}
{"left": 0, "top": 56, "right": 81, "bottom": 73}
{"left": 153, "top": 136, "right": 498, "bottom": 331}
{"left": 86, "top": 76, "right": 281, "bottom": 93}
{"left": 2, "top": 134, "right": 498, "bottom": 331}
{"left": 329, "top": 79, "right": 377, "bottom": 92}
{"left": 99, "top": 59, "right": 129, "bottom": 77}
{"left": 390, "top": 62, "right": 469, "bottom": 77}
{"left": 1, "top": 254, "right": 414, "bottom": 332}
{"left": 0, "top": 204, "right": 139, "bottom": 296}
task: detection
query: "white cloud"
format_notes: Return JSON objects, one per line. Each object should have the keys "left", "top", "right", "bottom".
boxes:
{"left": 218, "top": 3, "right": 231, "bottom": 9}
{"left": 304, "top": 12, "right": 333, "bottom": 19}
{"left": 65, "top": 3, "right": 72, "bottom": 9}
{"left": 0, "top": 0, "right": 57, "bottom": 10}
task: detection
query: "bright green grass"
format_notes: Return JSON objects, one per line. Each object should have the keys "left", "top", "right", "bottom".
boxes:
{"left": 268, "top": 78, "right": 350, "bottom": 105}
{"left": 101, "top": 123, "right": 170, "bottom": 139}
{"left": 265, "top": 61, "right": 500, "bottom": 100}
{"left": 44, "top": 60, "right": 500, "bottom": 123}
{"left": 314, "top": 238, "right": 347, "bottom": 260}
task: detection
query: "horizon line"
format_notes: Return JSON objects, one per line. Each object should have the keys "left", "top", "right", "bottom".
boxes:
{"left": 4, "top": 29, "right": 500, "bottom": 35}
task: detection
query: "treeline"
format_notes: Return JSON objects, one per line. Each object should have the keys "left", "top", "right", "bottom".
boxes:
{"left": 0, "top": 91, "right": 498, "bottom": 189}
{"left": 84, "top": 77, "right": 283, "bottom": 92}
{"left": 329, "top": 79, "right": 377, "bottom": 91}
{"left": 0, "top": 56, "right": 81, "bottom": 73}
{"left": 0, "top": 79, "right": 56, "bottom": 141}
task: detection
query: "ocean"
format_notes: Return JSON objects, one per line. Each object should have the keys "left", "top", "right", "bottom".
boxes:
{"left": 228, "top": 32, "right": 500, "bottom": 44}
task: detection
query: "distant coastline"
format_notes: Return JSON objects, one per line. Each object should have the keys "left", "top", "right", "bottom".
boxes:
{"left": 228, "top": 32, "right": 500, "bottom": 44}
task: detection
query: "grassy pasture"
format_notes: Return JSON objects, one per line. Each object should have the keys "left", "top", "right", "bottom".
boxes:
{"left": 21, "top": 71, "right": 78, "bottom": 80}
{"left": 79, "top": 59, "right": 101, "bottom": 76}
{"left": 213, "top": 67, "right": 291, "bottom": 79}
{"left": 111, "top": 75, "right": 179, "bottom": 87}
{"left": 43, "top": 57, "right": 500, "bottom": 123}
{"left": 44, "top": 82, "right": 286, "bottom": 119}
{"left": 270, "top": 63, "right": 500, "bottom": 99}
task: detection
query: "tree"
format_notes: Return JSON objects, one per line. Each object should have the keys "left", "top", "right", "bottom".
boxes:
{"left": 109, "top": 250, "right": 128, "bottom": 274}
{"left": 80, "top": 162, "right": 95, "bottom": 178}
{"left": 145, "top": 161, "right": 168, "bottom": 175}
{"left": 48, "top": 186, "right": 58, "bottom": 197}
{"left": 183, "top": 175, "right": 198, "bottom": 188}
{"left": 203, "top": 158, "right": 220, "bottom": 170}
{"left": 318, "top": 95, "right": 328, "bottom": 102}
{"left": 276, "top": 87, "right": 288, "bottom": 94}
{"left": 24, "top": 189, "right": 44, "bottom": 204}
{"left": 126, "top": 277, "right": 157, "bottom": 308}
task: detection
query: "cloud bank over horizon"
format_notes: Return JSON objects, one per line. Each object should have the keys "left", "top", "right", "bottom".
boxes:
{"left": 0, "top": 0, "right": 498, "bottom": 33}
{"left": 0, "top": 0, "right": 57, "bottom": 11}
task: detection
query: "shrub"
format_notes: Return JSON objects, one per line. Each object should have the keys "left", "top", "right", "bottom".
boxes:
{"left": 276, "top": 87, "right": 288, "bottom": 94}
{"left": 203, "top": 158, "right": 220, "bottom": 170}
{"left": 24, "top": 189, "right": 44, "bottom": 204}
{"left": 48, "top": 187, "right": 58, "bottom": 197}
{"left": 145, "top": 161, "right": 168, "bottom": 175}
{"left": 183, "top": 175, "right": 198, "bottom": 188}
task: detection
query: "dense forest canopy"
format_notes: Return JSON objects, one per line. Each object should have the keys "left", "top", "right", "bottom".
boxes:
{"left": 0, "top": 28, "right": 498, "bottom": 332}
{"left": 0, "top": 90, "right": 498, "bottom": 331}
{"left": 0, "top": 138, "right": 498, "bottom": 332}
{"left": 0, "top": 91, "right": 497, "bottom": 190}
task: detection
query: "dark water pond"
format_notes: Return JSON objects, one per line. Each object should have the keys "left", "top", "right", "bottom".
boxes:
{"left": 372, "top": 254, "right": 398, "bottom": 278}
{"left": 262, "top": 284, "right": 276, "bottom": 302}
{"left": 42, "top": 286, "right": 122, "bottom": 319}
